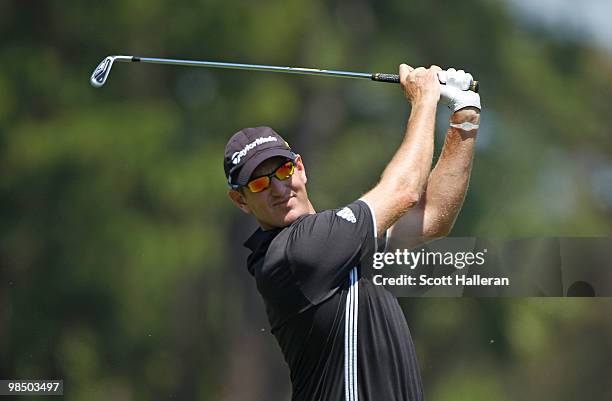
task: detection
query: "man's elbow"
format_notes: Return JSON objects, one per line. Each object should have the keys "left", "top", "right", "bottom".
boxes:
{"left": 422, "top": 210, "right": 456, "bottom": 238}
{"left": 395, "top": 182, "right": 423, "bottom": 209}
{"left": 400, "top": 190, "right": 422, "bottom": 210}
{"left": 376, "top": 175, "right": 427, "bottom": 211}
{"left": 425, "top": 225, "right": 452, "bottom": 239}
{"left": 424, "top": 224, "right": 452, "bottom": 239}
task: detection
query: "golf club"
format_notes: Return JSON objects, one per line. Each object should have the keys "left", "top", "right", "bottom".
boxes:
{"left": 90, "top": 55, "right": 480, "bottom": 92}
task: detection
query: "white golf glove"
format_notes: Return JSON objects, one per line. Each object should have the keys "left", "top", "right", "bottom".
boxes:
{"left": 438, "top": 68, "right": 481, "bottom": 112}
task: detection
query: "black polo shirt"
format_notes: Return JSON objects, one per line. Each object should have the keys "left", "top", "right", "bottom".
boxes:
{"left": 244, "top": 200, "right": 424, "bottom": 401}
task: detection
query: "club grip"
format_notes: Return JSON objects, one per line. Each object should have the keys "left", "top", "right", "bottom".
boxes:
{"left": 371, "top": 72, "right": 480, "bottom": 93}
{"left": 471, "top": 80, "right": 480, "bottom": 93}
{"left": 371, "top": 73, "right": 400, "bottom": 83}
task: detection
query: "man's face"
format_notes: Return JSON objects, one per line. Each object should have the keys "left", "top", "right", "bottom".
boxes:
{"left": 229, "top": 155, "right": 313, "bottom": 230}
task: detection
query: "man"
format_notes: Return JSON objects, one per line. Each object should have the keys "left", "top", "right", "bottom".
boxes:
{"left": 224, "top": 64, "right": 481, "bottom": 401}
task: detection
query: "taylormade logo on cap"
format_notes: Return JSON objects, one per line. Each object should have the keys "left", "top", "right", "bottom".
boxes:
{"left": 231, "top": 136, "right": 278, "bottom": 165}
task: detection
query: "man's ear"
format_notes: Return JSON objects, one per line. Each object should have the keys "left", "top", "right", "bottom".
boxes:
{"left": 228, "top": 189, "right": 252, "bottom": 214}
{"left": 294, "top": 154, "right": 307, "bottom": 184}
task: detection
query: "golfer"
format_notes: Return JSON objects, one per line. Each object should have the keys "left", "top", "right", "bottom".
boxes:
{"left": 224, "top": 64, "right": 481, "bottom": 401}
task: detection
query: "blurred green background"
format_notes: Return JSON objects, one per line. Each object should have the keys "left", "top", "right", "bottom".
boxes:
{"left": 2, "top": 0, "right": 612, "bottom": 400}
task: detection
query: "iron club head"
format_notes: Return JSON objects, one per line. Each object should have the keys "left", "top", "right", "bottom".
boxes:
{"left": 90, "top": 56, "right": 115, "bottom": 88}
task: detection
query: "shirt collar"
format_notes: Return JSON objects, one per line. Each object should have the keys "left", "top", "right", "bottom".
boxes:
{"left": 244, "top": 227, "right": 282, "bottom": 252}
{"left": 244, "top": 227, "right": 283, "bottom": 276}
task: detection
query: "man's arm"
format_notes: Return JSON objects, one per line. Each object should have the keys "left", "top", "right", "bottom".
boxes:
{"left": 360, "top": 64, "right": 441, "bottom": 237}
{"left": 387, "top": 107, "right": 480, "bottom": 250}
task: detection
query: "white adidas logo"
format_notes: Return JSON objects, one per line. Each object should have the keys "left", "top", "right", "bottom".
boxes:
{"left": 336, "top": 207, "right": 356, "bottom": 224}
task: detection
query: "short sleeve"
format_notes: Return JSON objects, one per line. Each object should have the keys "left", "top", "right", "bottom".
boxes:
{"left": 285, "top": 199, "right": 378, "bottom": 304}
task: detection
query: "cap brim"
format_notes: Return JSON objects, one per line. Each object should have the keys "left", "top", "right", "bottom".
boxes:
{"left": 235, "top": 148, "right": 296, "bottom": 186}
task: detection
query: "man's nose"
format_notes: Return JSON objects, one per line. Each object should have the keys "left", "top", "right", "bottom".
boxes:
{"left": 269, "top": 175, "right": 288, "bottom": 194}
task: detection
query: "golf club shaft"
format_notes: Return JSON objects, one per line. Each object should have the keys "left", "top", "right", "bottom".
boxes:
{"left": 91, "top": 55, "right": 480, "bottom": 92}
{"left": 136, "top": 56, "right": 373, "bottom": 79}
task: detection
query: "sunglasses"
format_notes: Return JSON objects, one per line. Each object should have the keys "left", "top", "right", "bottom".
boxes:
{"left": 246, "top": 160, "right": 295, "bottom": 193}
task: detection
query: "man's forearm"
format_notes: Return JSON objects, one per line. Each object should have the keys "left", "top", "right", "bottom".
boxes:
{"left": 388, "top": 108, "right": 479, "bottom": 247}
{"left": 422, "top": 108, "right": 479, "bottom": 235}
{"left": 361, "top": 99, "right": 438, "bottom": 236}
{"left": 360, "top": 64, "right": 443, "bottom": 236}
{"left": 379, "top": 101, "right": 437, "bottom": 203}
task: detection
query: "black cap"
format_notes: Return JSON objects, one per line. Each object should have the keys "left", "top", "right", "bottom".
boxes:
{"left": 224, "top": 126, "right": 295, "bottom": 188}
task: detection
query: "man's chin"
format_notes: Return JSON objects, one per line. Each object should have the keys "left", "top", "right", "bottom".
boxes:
{"left": 281, "top": 209, "right": 307, "bottom": 227}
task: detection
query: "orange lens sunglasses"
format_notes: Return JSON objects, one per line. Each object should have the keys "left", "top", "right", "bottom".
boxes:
{"left": 246, "top": 160, "right": 295, "bottom": 193}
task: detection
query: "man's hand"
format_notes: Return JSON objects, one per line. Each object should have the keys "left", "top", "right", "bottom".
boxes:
{"left": 400, "top": 64, "right": 442, "bottom": 106}
{"left": 438, "top": 68, "right": 481, "bottom": 112}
